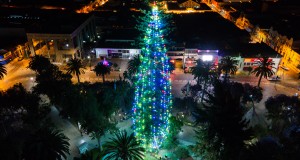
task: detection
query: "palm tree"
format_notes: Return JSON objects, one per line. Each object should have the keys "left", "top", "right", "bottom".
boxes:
{"left": 102, "top": 130, "right": 145, "bottom": 160}
{"left": 94, "top": 62, "right": 111, "bottom": 82}
{"left": 22, "top": 128, "right": 70, "bottom": 160}
{"left": 219, "top": 56, "right": 237, "bottom": 81}
{"left": 66, "top": 58, "right": 85, "bottom": 83}
{"left": 127, "top": 54, "right": 141, "bottom": 77}
{"left": 0, "top": 63, "right": 7, "bottom": 79}
{"left": 191, "top": 59, "right": 210, "bottom": 85}
{"left": 251, "top": 56, "right": 274, "bottom": 87}
{"left": 191, "top": 59, "right": 213, "bottom": 103}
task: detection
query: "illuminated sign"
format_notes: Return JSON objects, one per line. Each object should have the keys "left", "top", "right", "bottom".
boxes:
{"left": 202, "top": 55, "right": 213, "bottom": 61}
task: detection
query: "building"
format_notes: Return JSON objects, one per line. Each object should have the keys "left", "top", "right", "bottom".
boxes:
{"left": 216, "top": 0, "right": 300, "bottom": 73}
{"left": 178, "top": 0, "right": 201, "bottom": 8}
{"left": 166, "top": 43, "right": 281, "bottom": 73}
{"left": 221, "top": 43, "right": 282, "bottom": 73}
{"left": 167, "top": 47, "right": 219, "bottom": 72}
{"left": 0, "top": 8, "right": 97, "bottom": 63}
{"left": 0, "top": 8, "right": 30, "bottom": 62}
{"left": 95, "top": 47, "right": 141, "bottom": 59}
{"left": 94, "top": 28, "right": 140, "bottom": 59}
{"left": 166, "top": 0, "right": 211, "bottom": 13}
{"left": 26, "top": 13, "right": 96, "bottom": 63}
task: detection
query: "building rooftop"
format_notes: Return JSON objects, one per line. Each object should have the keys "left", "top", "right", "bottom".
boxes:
{"left": 96, "top": 28, "right": 138, "bottom": 49}
{"left": 93, "top": 10, "right": 140, "bottom": 28}
{"left": 220, "top": 43, "right": 281, "bottom": 58}
{"left": 220, "top": 1, "right": 300, "bottom": 40}
{"left": 194, "top": 3, "right": 211, "bottom": 10}
{"left": 167, "top": 2, "right": 186, "bottom": 10}
{"left": 246, "top": 13, "right": 300, "bottom": 40}
{"left": 0, "top": 36, "right": 27, "bottom": 50}
{"left": 0, "top": 0, "right": 86, "bottom": 11}
{"left": 95, "top": 11, "right": 250, "bottom": 52}
{"left": 103, "top": 29, "right": 139, "bottom": 41}
{"left": 178, "top": 0, "right": 203, "bottom": 4}
{"left": 0, "top": 8, "right": 92, "bottom": 34}
{"left": 172, "top": 12, "right": 250, "bottom": 49}
{"left": 96, "top": 41, "right": 137, "bottom": 49}
{"left": 240, "top": 43, "right": 281, "bottom": 58}
{"left": 167, "top": 2, "right": 211, "bottom": 10}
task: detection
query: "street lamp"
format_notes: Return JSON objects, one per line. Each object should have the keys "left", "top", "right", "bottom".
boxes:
{"left": 30, "top": 77, "right": 34, "bottom": 89}
{"left": 87, "top": 55, "right": 91, "bottom": 70}
{"left": 249, "top": 94, "right": 256, "bottom": 115}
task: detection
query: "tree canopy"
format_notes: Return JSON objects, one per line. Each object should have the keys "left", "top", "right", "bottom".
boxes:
{"left": 103, "top": 130, "right": 145, "bottom": 160}
{"left": 66, "top": 58, "right": 85, "bottom": 83}
{"left": 193, "top": 80, "right": 252, "bottom": 160}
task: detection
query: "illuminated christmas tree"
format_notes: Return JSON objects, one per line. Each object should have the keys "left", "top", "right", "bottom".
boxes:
{"left": 132, "top": 3, "right": 172, "bottom": 152}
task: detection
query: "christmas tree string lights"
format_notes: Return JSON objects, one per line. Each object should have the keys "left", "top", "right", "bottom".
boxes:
{"left": 132, "top": 3, "right": 172, "bottom": 152}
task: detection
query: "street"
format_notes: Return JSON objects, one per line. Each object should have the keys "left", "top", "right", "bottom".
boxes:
{"left": 0, "top": 58, "right": 35, "bottom": 91}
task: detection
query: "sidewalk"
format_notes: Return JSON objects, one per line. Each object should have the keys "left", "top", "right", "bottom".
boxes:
{"left": 48, "top": 106, "right": 136, "bottom": 159}
{"left": 48, "top": 106, "right": 96, "bottom": 159}
{"left": 236, "top": 71, "right": 300, "bottom": 89}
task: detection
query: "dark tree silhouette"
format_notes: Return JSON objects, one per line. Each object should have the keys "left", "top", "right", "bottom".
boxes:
{"left": 193, "top": 80, "right": 252, "bottom": 160}
{"left": 28, "top": 55, "right": 52, "bottom": 73}
{"left": 66, "top": 58, "right": 85, "bottom": 83}
{"left": 265, "top": 94, "right": 300, "bottom": 136}
{"left": 33, "top": 64, "right": 72, "bottom": 105}
{"left": 219, "top": 56, "right": 237, "bottom": 82}
{"left": 0, "top": 63, "right": 7, "bottom": 79}
{"left": 241, "top": 136, "right": 282, "bottom": 160}
{"left": 127, "top": 54, "right": 141, "bottom": 77}
{"left": 191, "top": 59, "right": 214, "bottom": 102}
{"left": 93, "top": 62, "right": 111, "bottom": 82}
{"left": 22, "top": 128, "right": 70, "bottom": 160}
{"left": 251, "top": 56, "right": 274, "bottom": 87}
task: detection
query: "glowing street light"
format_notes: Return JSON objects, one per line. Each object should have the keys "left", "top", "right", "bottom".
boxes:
{"left": 87, "top": 55, "right": 91, "bottom": 70}
{"left": 30, "top": 77, "right": 34, "bottom": 89}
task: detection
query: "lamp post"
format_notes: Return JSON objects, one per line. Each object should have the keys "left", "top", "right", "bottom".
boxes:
{"left": 249, "top": 94, "right": 256, "bottom": 115}
{"left": 87, "top": 55, "right": 91, "bottom": 70}
{"left": 30, "top": 77, "right": 34, "bottom": 89}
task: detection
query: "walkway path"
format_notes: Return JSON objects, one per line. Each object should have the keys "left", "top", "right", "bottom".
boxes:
{"left": 48, "top": 106, "right": 93, "bottom": 159}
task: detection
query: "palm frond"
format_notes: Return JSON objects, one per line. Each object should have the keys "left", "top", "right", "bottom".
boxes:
{"left": 103, "top": 130, "right": 145, "bottom": 160}
{"left": 0, "top": 63, "right": 7, "bottom": 79}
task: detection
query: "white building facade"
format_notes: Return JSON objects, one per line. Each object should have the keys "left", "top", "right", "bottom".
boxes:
{"left": 95, "top": 48, "right": 141, "bottom": 59}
